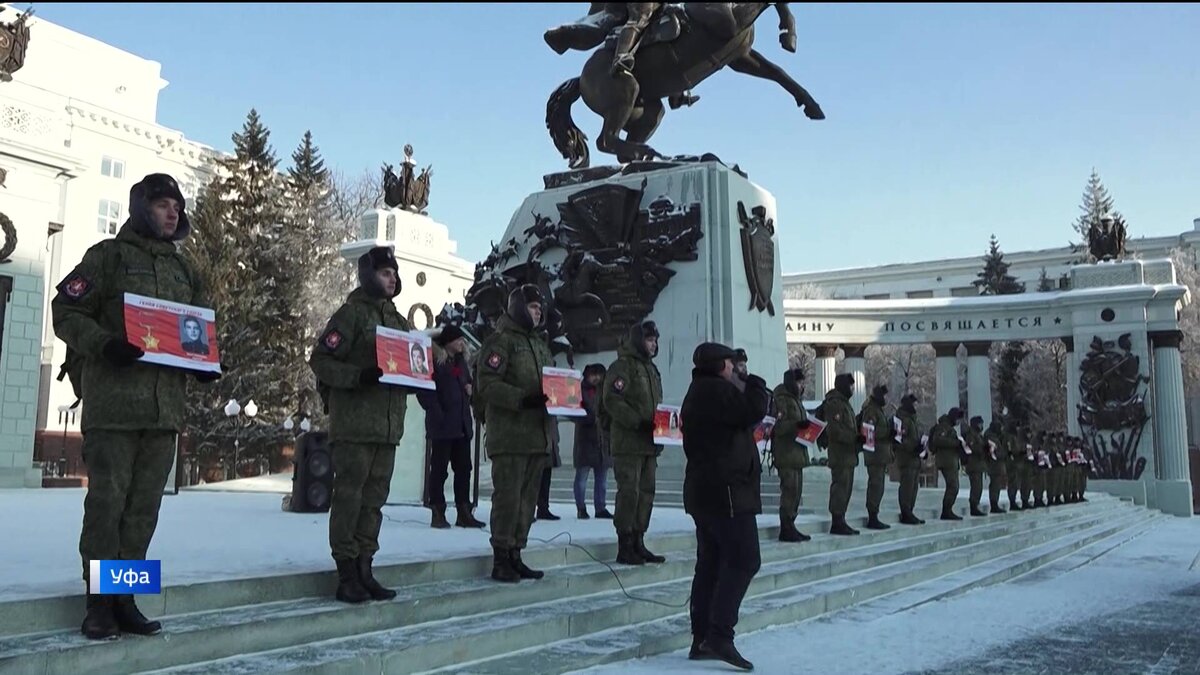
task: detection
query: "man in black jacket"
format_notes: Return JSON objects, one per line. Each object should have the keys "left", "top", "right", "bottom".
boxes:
{"left": 681, "top": 342, "right": 771, "bottom": 672}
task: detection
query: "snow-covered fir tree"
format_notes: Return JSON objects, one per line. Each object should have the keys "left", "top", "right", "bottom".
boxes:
{"left": 1071, "top": 169, "right": 1129, "bottom": 263}
{"left": 181, "top": 109, "right": 297, "bottom": 477}
{"left": 973, "top": 235, "right": 1026, "bottom": 296}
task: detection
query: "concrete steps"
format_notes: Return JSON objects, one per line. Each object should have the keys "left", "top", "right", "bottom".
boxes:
{"left": 0, "top": 495, "right": 1147, "bottom": 675}
{"left": 425, "top": 502, "right": 1159, "bottom": 675}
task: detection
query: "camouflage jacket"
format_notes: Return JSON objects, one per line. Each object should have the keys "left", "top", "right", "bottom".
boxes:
{"left": 308, "top": 288, "right": 411, "bottom": 445}
{"left": 984, "top": 427, "right": 1009, "bottom": 463}
{"left": 822, "top": 388, "right": 859, "bottom": 469}
{"left": 51, "top": 224, "right": 204, "bottom": 432}
{"left": 929, "top": 417, "right": 962, "bottom": 470}
{"left": 602, "top": 340, "right": 663, "bottom": 457}
{"left": 894, "top": 408, "right": 922, "bottom": 456}
{"left": 859, "top": 398, "right": 895, "bottom": 464}
{"left": 964, "top": 426, "right": 988, "bottom": 472}
{"left": 770, "top": 384, "right": 809, "bottom": 470}
{"left": 475, "top": 314, "right": 554, "bottom": 458}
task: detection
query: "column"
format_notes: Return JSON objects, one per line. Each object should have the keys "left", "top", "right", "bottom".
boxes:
{"left": 964, "top": 341, "right": 992, "bottom": 426}
{"left": 842, "top": 344, "right": 867, "bottom": 412}
{"left": 1063, "top": 338, "right": 1080, "bottom": 436}
{"left": 933, "top": 342, "right": 960, "bottom": 416}
{"left": 814, "top": 344, "right": 838, "bottom": 399}
{"left": 1150, "top": 330, "right": 1193, "bottom": 517}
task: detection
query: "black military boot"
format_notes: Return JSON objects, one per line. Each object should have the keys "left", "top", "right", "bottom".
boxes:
{"left": 899, "top": 511, "right": 922, "bottom": 525}
{"left": 112, "top": 594, "right": 162, "bottom": 635}
{"left": 701, "top": 638, "right": 755, "bottom": 671}
{"left": 970, "top": 505, "right": 987, "bottom": 517}
{"left": 594, "top": 507, "right": 614, "bottom": 519}
{"left": 509, "top": 548, "right": 545, "bottom": 580}
{"left": 334, "top": 559, "right": 372, "bottom": 603}
{"left": 430, "top": 505, "right": 451, "bottom": 529}
{"left": 778, "top": 519, "right": 810, "bottom": 542}
{"left": 81, "top": 593, "right": 120, "bottom": 640}
{"left": 536, "top": 507, "right": 561, "bottom": 521}
{"left": 616, "top": 533, "right": 645, "bottom": 565}
{"left": 491, "top": 546, "right": 520, "bottom": 583}
{"left": 577, "top": 506, "right": 590, "bottom": 519}
{"left": 637, "top": 533, "right": 666, "bottom": 564}
{"left": 689, "top": 635, "right": 716, "bottom": 660}
{"left": 941, "top": 509, "right": 963, "bottom": 521}
{"left": 866, "top": 512, "right": 891, "bottom": 530}
{"left": 455, "top": 503, "right": 486, "bottom": 528}
{"left": 356, "top": 554, "right": 397, "bottom": 601}
{"left": 830, "top": 515, "right": 859, "bottom": 536}
{"left": 991, "top": 501, "right": 1007, "bottom": 514}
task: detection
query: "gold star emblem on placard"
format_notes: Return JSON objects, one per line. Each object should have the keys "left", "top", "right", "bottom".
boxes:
{"left": 386, "top": 356, "right": 398, "bottom": 373}
{"left": 140, "top": 325, "right": 159, "bottom": 351}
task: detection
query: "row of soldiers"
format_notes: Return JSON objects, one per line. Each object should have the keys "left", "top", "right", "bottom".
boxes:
{"left": 768, "top": 371, "right": 1094, "bottom": 540}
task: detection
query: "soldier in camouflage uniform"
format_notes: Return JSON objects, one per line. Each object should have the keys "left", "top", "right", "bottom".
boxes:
{"left": 771, "top": 367, "right": 812, "bottom": 542}
{"left": 603, "top": 321, "right": 665, "bottom": 565}
{"left": 983, "top": 419, "right": 1008, "bottom": 513}
{"left": 52, "top": 174, "right": 219, "bottom": 640}
{"left": 1020, "top": 428, "right": 1037, "bottom": 508}
{"left": 894, "top": 393, "right": 925, "bottom": 525}
{"left": 1004, "top": 421, "right": 1023, "bottom": 510}
{"left": 859, "top": 384, "right": 894, "bottom": 530}
{"left": 475, "top": 285, "right": 555, "bottom": 583}
{"left": 963, "top": 416, "right": 988, "bottom": 517}
{"left": 1031, "top": 431, "right": 1048, "bottom": 508}
{"left": 309, "top": 246, "right": 412, "bottom": 604}
{"left": 823, "top": 373, "right": 862, "bottom": 535}
{"left": 930, "top": 408, "right": 965, "bottom": 520}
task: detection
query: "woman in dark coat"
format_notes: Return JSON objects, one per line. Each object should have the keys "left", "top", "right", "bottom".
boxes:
{"left": 416, "top": 324, "right": 485, "bottom": 529}
{"left": 573, "top": 363, "right": 613, "bottom": 519}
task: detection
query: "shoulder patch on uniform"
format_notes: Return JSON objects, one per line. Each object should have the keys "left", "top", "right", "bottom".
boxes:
{"left": 485, "top": 352, "right": 503, "bottom": 370}
{"left": 57, "top": 272, "right": 94, "bottom": 302}
{"left": 321, "top": 328, "right": 344, "bottom": 351}
{"left": 611, "top": 377, "right": 626, "bottom": 393}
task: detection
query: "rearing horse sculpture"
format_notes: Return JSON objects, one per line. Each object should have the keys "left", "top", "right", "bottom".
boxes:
{"left": 545, "top": 2, "right": 825, "bottom": 169}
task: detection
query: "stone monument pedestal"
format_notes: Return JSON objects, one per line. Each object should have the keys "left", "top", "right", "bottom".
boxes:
{"left": 487, "top": 162, "right": 788, "bottom": 480}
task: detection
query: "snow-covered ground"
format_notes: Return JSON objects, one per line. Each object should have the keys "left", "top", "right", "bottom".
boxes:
{"left": 1, "top": 485, "right": 815, "bottom": 602}
{"left": 565, "top": 516, "right": 1200, "bottom": 675}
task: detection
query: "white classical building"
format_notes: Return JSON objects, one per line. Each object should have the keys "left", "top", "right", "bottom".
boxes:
{"left": 783, "top": 219, "right": 1200, "bottom": 300}
{"left": 0, "top": 5, "right": 218, "bottom": 487}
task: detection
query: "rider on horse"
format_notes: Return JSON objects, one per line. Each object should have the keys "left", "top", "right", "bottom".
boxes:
{"left": 547, "top": 3, "right": 700, "bottom": 109}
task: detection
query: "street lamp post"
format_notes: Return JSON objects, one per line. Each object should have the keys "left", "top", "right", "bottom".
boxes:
{"left": 223, "top": 398, "right": 258, "bottom": 481}
{"left": 281, "top": 414, "right": 311, "bottom": 475}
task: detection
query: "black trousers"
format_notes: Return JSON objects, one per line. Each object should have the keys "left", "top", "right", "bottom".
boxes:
{"left": 538, "top": 466, "right": 553, "bottom": 511}
{"left": 690, "top": 513, "right": 762, "bottom": 643}
{"left": 426, "top": 438, "right": 472, "bottom": 508}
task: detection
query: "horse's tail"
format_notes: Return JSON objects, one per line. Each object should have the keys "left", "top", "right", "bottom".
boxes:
{"left": 546, "top": 77, "right": 590, "bottom": 169}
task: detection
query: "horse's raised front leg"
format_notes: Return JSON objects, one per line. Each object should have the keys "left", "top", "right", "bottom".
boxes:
{"left": 728, "top": 49, "right": 824, "bottom": 120}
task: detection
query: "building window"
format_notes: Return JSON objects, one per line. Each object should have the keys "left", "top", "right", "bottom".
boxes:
{"left": 97, "top": 199, "right": 122, "bottom": 234}
{"left": 863, "top": 293, "right": 890, "bottom": 300}
{"left": 950, "top": 286, "right": 978, "bottom": 297}
{"left": 386, "top": 214, "right": 396, "bottom": 240}
{"left": 906, "top": 290, "right": 934, "bottom": 299}
{"left": 100, "top": 156, "right": 125, "bottom": 179}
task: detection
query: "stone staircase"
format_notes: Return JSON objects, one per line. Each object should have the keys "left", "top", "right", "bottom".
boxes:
{"left": 0, "top": 495, "right": 1157, "bottom": 675}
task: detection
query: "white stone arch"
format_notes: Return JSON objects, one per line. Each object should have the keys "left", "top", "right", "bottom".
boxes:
{"left": 783, "top": 259, "right": 1193, "bottom": 516}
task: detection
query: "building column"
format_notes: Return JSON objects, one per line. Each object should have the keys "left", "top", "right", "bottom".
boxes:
{"left": 814, "top": 344, "right": 838, "bottom": 399}
{"left": 1150, "top": 330, "right": 1193, "bottom": 517}
{"left": 964, "top": 341, "right": 992, "bottom": 427}
{"left": 842, "top": 344, "right": 867, "bottom": 412}
{"left": 1063, "top": 337, "right": 1080, "bottom": 436}
{"left": 933, "top": 342, "right": 960, "bottom": 417}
